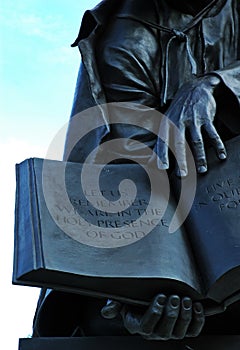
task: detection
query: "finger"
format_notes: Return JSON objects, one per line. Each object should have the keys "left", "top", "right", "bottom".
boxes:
{"left": 122, "top": 306, "right": 142, "bottom": 334}
{"left": 186, "top": 302, "right": 205, "bottom": 337}
{"left": 189, "top": 125, "right": 207, "bottom": 173}
{"left": 172, "top": 297, "right": 192, "bottom": 339}
{"left": 174, "top": 127, "right": 188, "bottom": 177}
{"left": 156, "top": 117, "right": 170, "bottom": 169}
{"left": 101, "top": 300, "right": 122, "bottom": 319}
{"left": 154, "top": 295, "right": 180, "bottom": 339}
{"left": 203, "top": 122, "right": 227, "bottom": 160}
{"left": 139, "top": 294, "right": 166, "bottom": 335}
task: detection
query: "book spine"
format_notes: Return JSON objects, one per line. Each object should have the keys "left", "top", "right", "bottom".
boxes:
{"left": 12, "top": 162, "right": 21, "bottom": 282}
{"left": 13, "top": 158, "right": 44, "bottom": 283}
{"left": 30, "top": 158, "right": 45, "bottom": 269}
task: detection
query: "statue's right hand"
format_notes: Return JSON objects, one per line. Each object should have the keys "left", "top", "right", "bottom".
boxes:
{"left": 154, "top": 75, "right": 226, "bottom": 176}
{"left": 101, "top": 294, "right": 205, "bottom": 340}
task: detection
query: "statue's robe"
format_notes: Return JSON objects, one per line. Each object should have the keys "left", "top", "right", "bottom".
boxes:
{"left": 64, "top": 0, "right": 240, "bottom": 163}
{"left": 33, "top": 0, "right": 240, "bottom": 336}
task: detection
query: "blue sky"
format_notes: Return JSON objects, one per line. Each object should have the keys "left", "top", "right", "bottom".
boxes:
{"left": 1, "top": 0, "right": 99, "bottom": 145}
{"left": 0, "top": 1, "right": 99, "bottom": 348}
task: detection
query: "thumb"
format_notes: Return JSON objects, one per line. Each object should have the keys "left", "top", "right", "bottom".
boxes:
{"left": 101, "top": 299, "right": 122, "bottom": 319}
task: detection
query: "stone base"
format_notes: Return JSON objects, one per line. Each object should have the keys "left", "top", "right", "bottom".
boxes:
{"left": 19, "top": 336, "right": 240, "bottom": 350}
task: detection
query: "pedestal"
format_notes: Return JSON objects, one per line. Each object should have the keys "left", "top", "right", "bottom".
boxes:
{"left": 19, "top": 336, "right": 240, "bottom": 350}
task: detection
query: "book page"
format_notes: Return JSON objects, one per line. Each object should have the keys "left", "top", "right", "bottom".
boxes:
{"left": 31, "top": 158, "right": 203, "bottom": 302}
{"left": 175, "top": 136, "right": 240, "bottom": 302}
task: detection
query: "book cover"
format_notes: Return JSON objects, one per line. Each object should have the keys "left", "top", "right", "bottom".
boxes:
{"left": 13, "top": 136, "right": 240, "bottom": 313}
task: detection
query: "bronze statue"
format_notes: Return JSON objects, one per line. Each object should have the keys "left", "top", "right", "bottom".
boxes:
{"left": 33, "top": 0, "right": 240, "bottom": 340}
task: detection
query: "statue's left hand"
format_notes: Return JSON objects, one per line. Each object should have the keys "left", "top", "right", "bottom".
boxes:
{"left": 101, "top": 294, "right": 205, "bottom": 340}
{"left": 155, "top": 75, "right": 226, "bottom": 176}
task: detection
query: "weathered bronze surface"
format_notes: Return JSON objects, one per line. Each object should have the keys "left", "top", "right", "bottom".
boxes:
{"left": 15, "top": 0, "right": 240, "bottom": 342}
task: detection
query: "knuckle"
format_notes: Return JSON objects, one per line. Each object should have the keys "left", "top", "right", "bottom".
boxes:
{"left": 175, "top": 140, "right": 185, "bottom": 147}
{"left": 196, "top": 157, "right": 206, "bottom": 165}
{"left": 167, "top": 311, "right": 179, "bottom": 319}
{"left": 210, "top": 135, "right": 220, "bottom": 142}
{"left": 151, "top": 306, "right": 163, "bottom": 316}
{"left": 217, "top": 147, "right": 225, "bottom": 152}
{"left": 192, "top": 139, "right": 203, "bottom": 147}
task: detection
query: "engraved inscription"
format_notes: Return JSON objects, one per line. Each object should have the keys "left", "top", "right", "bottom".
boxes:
{"left": 195, "top": 176, "right": 240, "bottom": 211}
{"left": 54, "top": 193, "right": 169, "bottom": 240}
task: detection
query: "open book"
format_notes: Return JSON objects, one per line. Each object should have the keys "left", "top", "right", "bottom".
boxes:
{"left": 13, "top": 136, "right": 240, "bottom": 316}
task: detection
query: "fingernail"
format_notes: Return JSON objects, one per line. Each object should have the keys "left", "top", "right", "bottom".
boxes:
{"left": 170, "top": 295, "right": 180, "bottom": 307}
{"left": 156, "top": 294, "right": 167, "bottom": 305}
{"left": 159, "top": 162, "right": 169, "bottom": 170}
{"left": 219, "top": 152, "right": 226, "bottom": 160}
{"left": 198, "top": 165, "right": 207, "bottom": 173}
{"left": 101, "top": 301, "right": 121, "bottom": 319}
{"left": 183, "top": 298, "right": 192, "bottom": 309}
{"left": 194, "top": 303, "right": 202, "bottom": 313}
{"left": 101, "top": 307, "right": 115, "bottom": 319}
{"left": 178, "top": 169, "right": 187, "bottom": 177}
